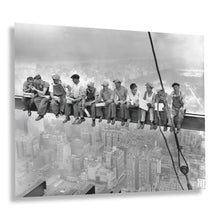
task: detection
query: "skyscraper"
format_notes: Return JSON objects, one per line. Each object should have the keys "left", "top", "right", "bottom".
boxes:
{"left": 138, "top": 145, "right": 151, "bottom": 190}
{"left": 126, "top": 147, "right": 139, "bottom": 191}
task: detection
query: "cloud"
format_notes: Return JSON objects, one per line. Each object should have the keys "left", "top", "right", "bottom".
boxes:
{"left": 178, "top": 69, "right": 204, "bottom": 78}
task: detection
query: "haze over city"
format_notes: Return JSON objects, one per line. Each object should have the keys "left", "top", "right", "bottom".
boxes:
{"left": 15, "top": 23, "right": 204, "bottom": 113}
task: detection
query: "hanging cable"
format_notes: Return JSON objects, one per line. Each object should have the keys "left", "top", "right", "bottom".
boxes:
{"left": 148, "top": 32, "right": 192, "bottom": 190}
{"left": 156, "top": 102, "right": 184, "bottom": 190}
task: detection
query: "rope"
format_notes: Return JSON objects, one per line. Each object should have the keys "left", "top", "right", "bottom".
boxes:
{"left": 148, "top": 31, "right": 192, "bottom": 190}
{"left": 156, "top": 102, "right": 184, "bottom": 190}
{"left": 148, "top": 32, "right": 164, "bottom": 91}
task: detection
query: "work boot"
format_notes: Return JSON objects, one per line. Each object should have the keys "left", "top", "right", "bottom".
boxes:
{"left": 107, "top": 118, "right": 111, "bottom": 124}
{"left": 176, "top": 128, "right": 181, "bottom": 134}
{"left": 63, "top": 116, "right": 70, "bottom": 123}
{"left": 72, "top": 117, "right": 79, "bottom": 124}
{"left": 153, "top": 123, "right": 158, "bottom": 130}
{"left": 125, "top": 119, "right": 130, "bottom": 127}
{"left": 77, "top": 117, "right": 85, "bottom": 124}
{"left": 35, "top": 115, "right": 43, "bottom": 121}
{"left": 137, "top": 121, "right": 141, "bottom": 129}
{"left": 121, "top": 119, "right": 125, "bottom": 126}
{"left": 111, "top": 118, "right": 116, "bottom": 125}
{"left": 92, "top": 119, "right": 96, "bottom": 127}
{"left": 99, "top": 117, "right": 103, "bottom": 123}
{"left": 28, "top": 111, "right": 31, "bottom": 117}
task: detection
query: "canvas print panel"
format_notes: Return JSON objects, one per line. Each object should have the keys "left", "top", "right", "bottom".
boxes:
{"left": 14, "top": 23, "right": 205, "bottom": 197}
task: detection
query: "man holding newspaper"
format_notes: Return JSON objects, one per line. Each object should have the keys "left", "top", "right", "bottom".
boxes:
{"left": 63, "top": 74, "right": 86, "bottom": 125}
{"left": 22, "top": 73, "right": 185, "bottom": 131}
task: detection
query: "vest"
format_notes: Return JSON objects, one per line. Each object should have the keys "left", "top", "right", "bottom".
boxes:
{"left": 172, "top": 93, "right": 183, "bottom": 109}
{"left": 86, "top": 88, "right": 96, "bottom": 101}
{"left": 53, "top": 84, "right": 66, "bottom": 96}
{"left": 144, "top": 91, "right": 154, "bottom": 103}
{"left": 35, "top": 81, "right": 50, "bottom": 96}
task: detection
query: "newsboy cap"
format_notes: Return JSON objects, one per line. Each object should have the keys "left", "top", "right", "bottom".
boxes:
{"left": 87, "top": 82, "right": 95, "bottom": 87}
{"left": 145, "top": 82, "right": 154, "bottom": 88}
{"left": 52, "top": 74, "right": 60, "bottom": 80}
{"left": 34, "top": 74, "right": 41, "bottom": 80}
{"left": 172, "top": 82, "right": 180, "bottom": 87}
{"left": 113, "top": 79, "right": 121, "bottom": 83}
{"left": 70, "top": 74, "right": 80, "bottom": 79}
{"left": 101, "top": 81, "right": 109, "bottom": 86}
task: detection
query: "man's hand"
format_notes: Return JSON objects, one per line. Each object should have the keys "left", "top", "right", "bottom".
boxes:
{"left": 53, "top": 96, "right": 60, "bottom": 102}
{"left": 105, "top": 100, "right": 112, "bottom": 105}
{"left": 147, "top": 103, "right": 152, "bottom": 108}
{"left": 179, "top": 107, "right": 185, "bottom": 114}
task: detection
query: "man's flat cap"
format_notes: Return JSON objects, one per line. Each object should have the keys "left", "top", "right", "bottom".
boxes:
{"left": 145, "top": 82, "right": 154, "bottom": 88}
{"left": 52, "top": 74, "right": 60, "bottom": 80}
{"left": 34, "top": 74, "right": 41, "bottom": 80}
{"left": 101, "top": 81, "right": 109, "bottom": 86}
{"left": 113, "top": 79, "right": 121, "bottom": 83}
{"left": 87, "top": 82, "right": 95, "bottom": 87}
{"left": 172, "top": 82, "right": 180, "bottom": 87}
{"left": 70, "top": 74, "right": 80, "bottom": 79}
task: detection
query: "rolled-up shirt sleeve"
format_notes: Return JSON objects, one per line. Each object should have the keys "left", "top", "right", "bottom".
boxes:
{"left": 79, "top": 86, "right": 86, "bottom": 97}
{"left": 49, "top": 83, "right": 53, "bottom": 93}
{"left": 99, "top": 90, "right": 103, "bottom": 101}
{"left": 124, "top": 88, "right": 128, "bottom": 100}
{"left": 23, "top": 82, "right": 29, "bottom": 92}
{"left": 43, "top": 82, "right": 50, "bottom": 89}
{"left": 181, "top": 92, "right": 186, "bottom": 109}
{"left": 126, "top": 92, "right": 131, "bottom": 103}
{"left": 167, "top": 93, "right": 173, "bottom": 108}
{"left": 95, "top": 89, "right": 99, "bottom": 97}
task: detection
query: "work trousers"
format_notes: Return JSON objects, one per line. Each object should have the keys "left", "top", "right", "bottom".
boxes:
{"left": 112, "top": 103, "right": 127, "bottom": 120}
{"left": 84, "top": 102, "right": 97, "bottom": 119}
{"left": 125, "top": 104, "right": 140, "bottom": 121}
{"left": 140, "top": 108, "right": 154, "bottom": 122}
{"left": 22, "top": 97, "right": 34, "bottom": 111}
{"left": 172, "top": 108, "right": 185, "bottom": 129}
{"left": 51, "top": 96, "right": 66, "bottom": 115}
{"left": 96, "top": 102, "right": 114, "bottom": 119}
{"left": 65, "top": 101, "right": 83, "bottom": 118}
{"left": 34, "top": 96, "right": 50, "bottom": 116}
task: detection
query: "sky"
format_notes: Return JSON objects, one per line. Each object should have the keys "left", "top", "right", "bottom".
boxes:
{"left": 15, "top": 23, "right": 204, "bottom": 68}
{"left": 14, "top": 23, "right": 204, "bottom": 113}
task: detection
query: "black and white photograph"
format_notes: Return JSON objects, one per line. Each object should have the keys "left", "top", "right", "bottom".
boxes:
{"left": 14, "top": 23, "right": 205, "bottom": 198}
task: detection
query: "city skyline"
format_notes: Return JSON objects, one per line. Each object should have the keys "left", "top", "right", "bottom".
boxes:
{"left": 15, "top": 110, "right": 205, "bottom": 197}
{"left": 15, "top": 24, "right": 204, "bottom": 114}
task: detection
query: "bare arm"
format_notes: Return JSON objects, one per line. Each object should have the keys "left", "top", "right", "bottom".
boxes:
{"left": 33, "top": 87, "right": 48, "bottom": 96}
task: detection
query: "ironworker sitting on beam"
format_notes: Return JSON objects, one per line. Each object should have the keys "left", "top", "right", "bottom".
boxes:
{"left": 83, "top": 82, "right": 99, "bottom": 127}
{"left": 32, "top": 74, "right": 51, "bottom": 121}
{"left": 22, "top": 76, "right": 35, "bottom": 117}
{"left": 50, "top": 74, "right": 69, "bottom": 118}
{"left": 170, "top": 82, "right": 186, "bottom": 133}
{"left": 96, "top": 81, "right": 114, "bottom": 124}
{"left": 63, "top": 74, "right": 86, "bottom": 125}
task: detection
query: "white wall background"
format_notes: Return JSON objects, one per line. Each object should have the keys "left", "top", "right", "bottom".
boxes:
{"left": 0, "top": 0, "right": 220, "bottom": 219}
